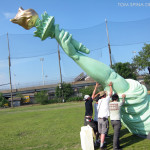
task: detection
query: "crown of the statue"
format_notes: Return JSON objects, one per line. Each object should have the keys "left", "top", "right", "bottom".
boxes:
{"left": 34, "top": 12, "right": 55, "bottom": 40}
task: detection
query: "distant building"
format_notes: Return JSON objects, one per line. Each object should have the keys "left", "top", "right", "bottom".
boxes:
{"left": 8, "top": 97, "right": 21, "bottom": 107}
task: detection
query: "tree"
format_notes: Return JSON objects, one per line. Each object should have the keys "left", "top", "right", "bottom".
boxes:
{"left": 133, "top": 44, "right": 150, "bottom": 71}
{"left": 144, "top": 75, "right": 150, "bottom": 85}
{"left": 112, "top": 62, "right": 137, "bottom": 80}
{"left": 0, "top": 93, "right": 8, "bottom": 107}
{"left": 79, "top": 86, "right": 94, "bottom": 97}
{"left": 55, "top": 82, "right": 74, "bottom": 100}
{"left": 79, "top": 85, "right": 104, "bottom": 97}
{"left": 34, "top": 90, "right": 48, "bottom": 105}
{"left": 133, "top": 44, "right": 150, "bottom": 85}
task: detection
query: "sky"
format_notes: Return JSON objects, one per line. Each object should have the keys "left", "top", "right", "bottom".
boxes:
{"left": 0, "top": 0, "right": 150, "bottom": 90}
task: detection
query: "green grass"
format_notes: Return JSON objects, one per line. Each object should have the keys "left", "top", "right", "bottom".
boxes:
{"left": 0, "top": 102, "right": 150, "bottom": 150}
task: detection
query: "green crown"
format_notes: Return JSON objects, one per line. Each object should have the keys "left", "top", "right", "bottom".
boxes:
{"left": 34, "top": 12, "right": 55, "bottom": 41}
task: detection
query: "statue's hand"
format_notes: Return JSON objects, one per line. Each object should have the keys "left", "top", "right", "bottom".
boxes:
{"left": 55, "top": 24, "right": 78, "bottom": 60}
{"left": 55, "top": 24, "right": 89, "bottom": 60}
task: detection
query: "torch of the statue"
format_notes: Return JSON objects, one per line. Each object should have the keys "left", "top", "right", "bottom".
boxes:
{"left": 10, "top": 7, "right": 39, "bottom": 30}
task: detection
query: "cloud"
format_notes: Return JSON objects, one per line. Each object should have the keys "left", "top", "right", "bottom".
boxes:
{"left": 3, "top": 12, "right": 15, "bottom": 19}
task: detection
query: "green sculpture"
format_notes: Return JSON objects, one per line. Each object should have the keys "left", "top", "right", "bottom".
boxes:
{"left": 10, "top": 7, "right": 150, "bottom": 138}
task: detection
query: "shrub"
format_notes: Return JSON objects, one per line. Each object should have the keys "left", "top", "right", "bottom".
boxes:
{"left": 66, "top": 96, "right": 83, "bottom": 102}
{"left": 49, "top": 98, "right": 62, "bottom": 104}
{"left": 55, "top": 82, "right": 74, "bottom": 100}
{"left": 34, "top": 91, "right": 48, "bottom": 105}
{"left": 0, "top": 93, "right": 8, "bottom": 107}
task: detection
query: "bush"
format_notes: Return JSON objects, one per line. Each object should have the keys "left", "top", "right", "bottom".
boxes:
{"left": 49, "top": 98, "right": 62, "bottom": 104}
{"left": 79, "top": 86, "right": 94, "bottom": 96}
{"left": 35, "top": 91, "right": 48, "bottom": 105}
{"left": 79, "top": 85, "right": 104, "bottom": 97}
{"left": 144, "top": 74, "right": 150, "bottom": 85}
{"left": 66, "top": 96, "right": 83, "bottom": 102}
{"left": 0, "top": 93, "right": 8, "bottom": 107}
{"left": 55, "top": 82, "right": 74, "bottom": 100}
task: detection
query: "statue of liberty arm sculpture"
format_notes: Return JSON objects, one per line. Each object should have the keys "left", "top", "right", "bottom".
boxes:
{"left": 10, "top": 7, "right": 150, "bottom": 138}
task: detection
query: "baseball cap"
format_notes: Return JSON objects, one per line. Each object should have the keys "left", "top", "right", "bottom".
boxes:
{"left": 83, "top": 95, "right": 90, "bottom": 100}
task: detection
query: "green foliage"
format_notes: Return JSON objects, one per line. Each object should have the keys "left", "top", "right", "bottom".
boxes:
{"left": 55, "top": 82, "right": 74, "bottom": 100}
{"left": 79, "top": 85, "right": 103, "bottom": 97}
{"left": 132, "top": 44, "right": 150, "bottom": 84}
{"left": 112, "top": 62, "right": 137, "bottom": 80}
{"left": 0, "top": 93, "right": 8, "bottom": 107}
{"left": 34, "top": 91, "right": 48, "bottom": 105}
{"left": 66, "top": 96, "right": 83, "bottom": 102}
{"left": 144, "top": 75, "right": 150, "bottom": 85}
{"left": 79, "top": 86, "right": 94, "bottom": 96}
{"left": 49, "top": 97, "right": 62, "bottom": 104}
{"left": 133, "top": 44, "right": 150, "bottom": 71}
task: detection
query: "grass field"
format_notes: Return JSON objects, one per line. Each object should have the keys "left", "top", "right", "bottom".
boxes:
{"left": 0, "top": 102, "right": 150, "bottom": 150}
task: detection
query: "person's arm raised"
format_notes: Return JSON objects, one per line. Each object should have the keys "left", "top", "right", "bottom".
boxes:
{"left": 122, "top": 94, "right": 126, "bottom": 104}
{"left": 92, "top": 82, "right": 99, "bottom": 100}
{"left": 108, "top": 82, "right": 113, "bottom": 97}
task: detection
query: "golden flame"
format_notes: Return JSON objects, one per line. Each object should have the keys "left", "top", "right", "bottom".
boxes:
{"left": 10, "top": 7, "right": 39, "bottom": 30}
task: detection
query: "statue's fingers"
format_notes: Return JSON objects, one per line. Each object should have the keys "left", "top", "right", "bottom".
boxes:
{"left": 55, "top": 24, "right": 60, "bottom": 38}
{"left": 66, "top": 34, "right": 72, "bottom": 44}
{"left": 79, "top": 45, "right": 90, "bottom": 54}
{"left": 59, "top": 30, "right": 65, "bottom": 40}
{"left": 62, "top": 31, "right": 69, "bottom": 43}
{"left": 72, "top": 39, "right": 90, "bottom": 54}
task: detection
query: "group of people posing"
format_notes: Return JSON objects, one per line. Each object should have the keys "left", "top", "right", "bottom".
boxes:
{"left": 84, "top": 82, "right": 126, "bottom": 150}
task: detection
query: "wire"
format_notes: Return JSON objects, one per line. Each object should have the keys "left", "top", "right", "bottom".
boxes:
{"left": 0, "top": 83, "right": 10, "bottom": 86}
{"left": 90, "top": 46, "right": 107, "bottom": 51}
{"left": 0, "top": 40, "right": 148, "bottom": 61}
{"left": 111, "top": 41, "right": 150, "bottom": 47}
{"left": 11, "top": 51, "right": 58, "bottom": 60}
{"left": 0, "top": 51, "right": 58, "bottom": 61}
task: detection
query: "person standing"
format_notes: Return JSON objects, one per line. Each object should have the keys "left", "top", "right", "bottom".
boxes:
{"left": 84, "top": 82, "right": 99, "bottom": 133}
{"left": 109, "top": 93, "right": 126, "bottom": 150}
{"left": 97, "top": 82, "right": 113, "bottom": 150}
{"left": 94, "top": 97, "right": 100, "bottom": 145}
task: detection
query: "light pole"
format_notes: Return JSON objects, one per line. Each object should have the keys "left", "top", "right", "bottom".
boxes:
{"left": 40, "top": 58, "right": 45, "bottom": 85}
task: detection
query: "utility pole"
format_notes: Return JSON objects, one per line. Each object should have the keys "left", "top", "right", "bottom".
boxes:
{"left": 7, "top": 33, "right": 13, "bottom": 108}
{"left": 105, "top": 19, "right": 113, "bottom": 68}
{"left": 40, "top": 58, "right": 45, "bottom": 85}
{"left": 57, "top": 43, "right": 64, "bottom": 102}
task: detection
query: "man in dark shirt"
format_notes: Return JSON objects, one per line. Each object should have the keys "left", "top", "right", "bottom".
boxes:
{"left": 84, "top": 95, "right": 93, "bottom": 117}
{"left": 84, "top": 83, "right": 99, "bottom": 133}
